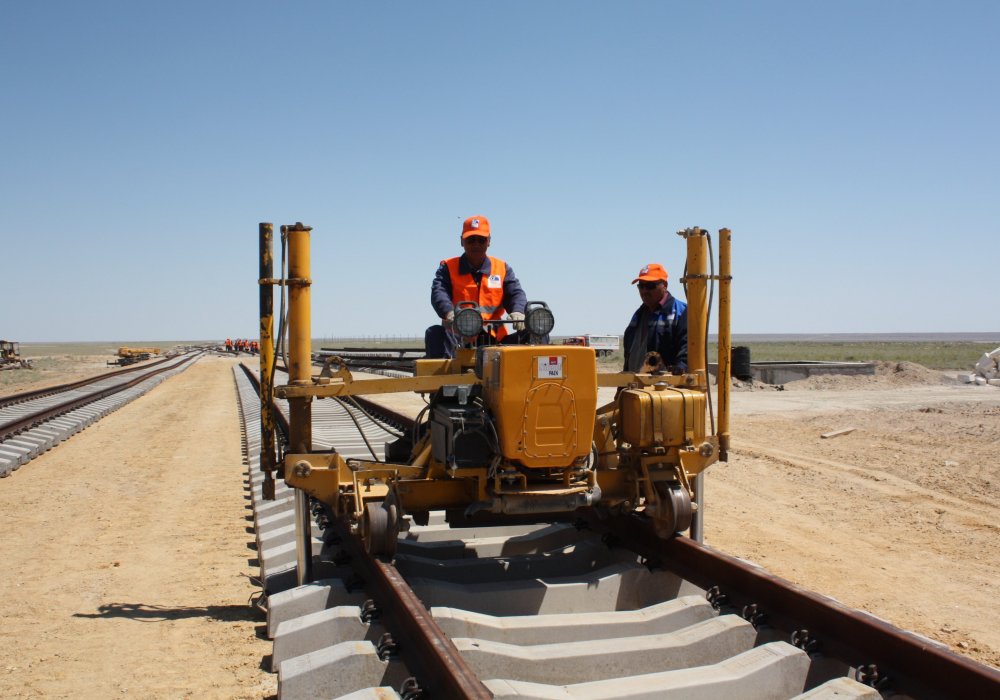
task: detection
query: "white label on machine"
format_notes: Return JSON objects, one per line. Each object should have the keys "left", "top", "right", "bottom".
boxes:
{"left": 537, "top": 355, "right": 564, "bottom": 378}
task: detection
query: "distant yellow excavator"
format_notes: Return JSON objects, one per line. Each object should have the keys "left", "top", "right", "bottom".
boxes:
{"left": 1, "top": 340, "right": 32, "bottom": 370}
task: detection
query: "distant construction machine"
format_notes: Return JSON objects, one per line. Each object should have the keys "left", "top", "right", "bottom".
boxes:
{"left": 109, "top": 346, "right": 162, "bottom": 366}
{"left": 0, "top": 340, "right": 32, "bottom": 370}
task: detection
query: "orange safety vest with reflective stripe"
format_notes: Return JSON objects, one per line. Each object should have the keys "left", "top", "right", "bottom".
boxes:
{"left": 443, "top": 255, "right": 509, "bottom": 340}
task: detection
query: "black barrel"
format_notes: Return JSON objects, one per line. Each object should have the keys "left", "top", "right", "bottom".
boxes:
{"left": 732, "top": 346, "right": 752, "bottom": 380}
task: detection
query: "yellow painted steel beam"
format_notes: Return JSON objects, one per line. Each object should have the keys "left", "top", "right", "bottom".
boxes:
{"left": 284, "top": 222, "right": 313, "bottom": 455}
{"left": 680, "top": 227, "right": 709, "bottom": 374}
{"left": 276, "top": 372, "right": 478, "bottom": 399}
{"left": 717, "top": 228, "right": 732, "bottom": 460}
{"left": 595, "top": 371, "right": 708, "bottom": 389}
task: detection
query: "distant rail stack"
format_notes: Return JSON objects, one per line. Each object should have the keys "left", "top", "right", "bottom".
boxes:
{"left": 108, "top": 346, "right": 161, "bottom": 366}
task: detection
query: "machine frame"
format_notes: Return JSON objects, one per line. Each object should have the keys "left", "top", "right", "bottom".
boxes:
{"left": 258, "top": 223, "right": 732, "bottom": 575}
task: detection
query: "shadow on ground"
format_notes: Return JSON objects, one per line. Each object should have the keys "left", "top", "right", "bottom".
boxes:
{"left": 73, "top": 602, "right": 259, "bottom": 622}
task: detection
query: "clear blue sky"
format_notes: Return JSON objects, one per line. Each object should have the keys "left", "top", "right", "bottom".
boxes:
{"left": 3, "top": 2, "right": 997, "bottom": 342}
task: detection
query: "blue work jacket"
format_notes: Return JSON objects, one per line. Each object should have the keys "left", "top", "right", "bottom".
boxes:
{"left": 623, "top": 293, "right": 688, "bottom": 372}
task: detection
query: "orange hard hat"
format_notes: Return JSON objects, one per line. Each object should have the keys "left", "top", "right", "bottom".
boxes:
{"left": 462, "top": 215, "right": 490, "bottom": 239}
{"left": 632, "top": 263, "right": 668, "bottom": 284}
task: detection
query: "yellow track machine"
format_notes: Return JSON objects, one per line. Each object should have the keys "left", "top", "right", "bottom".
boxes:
{"left": 0, "top": 340, "right": 32, "bottom": 370}
{"left": 258, "top": 223, "right": 732, "bottom": 564}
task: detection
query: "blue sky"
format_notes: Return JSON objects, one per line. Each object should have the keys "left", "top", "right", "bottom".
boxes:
{"left": 2, "top": 2, "right": 997, "bottom": 341}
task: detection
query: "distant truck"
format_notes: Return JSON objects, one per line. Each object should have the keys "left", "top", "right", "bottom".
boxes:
{"left": 561, "top": 334, "right": 620, "bottom": 357}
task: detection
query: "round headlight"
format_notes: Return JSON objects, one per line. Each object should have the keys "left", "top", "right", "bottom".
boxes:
{"left": 525, "top": 304, "right": 555, "bottom": 336}
{"left": 454, "top": 307, "right": 484, "bottom": 337}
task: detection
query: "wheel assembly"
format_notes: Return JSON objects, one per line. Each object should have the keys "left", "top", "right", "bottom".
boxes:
{"left": 651, "top": 482, "right": 693, "bottom": 537}
{"left": 363, "top": 499, "right": 399, "bottom": 557}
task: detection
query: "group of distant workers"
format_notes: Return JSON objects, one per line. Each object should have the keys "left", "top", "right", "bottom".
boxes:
{"left": 225, "top": 338, "right": 259, "bottom": 354}
{"left": 425, "top": 215, "right": 687, "bottom": 373}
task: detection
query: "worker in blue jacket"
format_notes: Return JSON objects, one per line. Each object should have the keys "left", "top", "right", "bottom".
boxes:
{"left": 623, "top": 263, "right": 688, "bottom": 373}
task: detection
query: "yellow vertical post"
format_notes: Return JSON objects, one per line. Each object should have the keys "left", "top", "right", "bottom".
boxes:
{"left": 284, "top": 222, "right": 313, "bottom": 452}
{"left": 717, "top": 228, "right": 732, "bottom": 461}
{"left": 680, "top": 227, "right": 709, "bottom": 542}
{"left": 681, "top": 227, "right": 709, "bottom": 376}
{"left": 258, "top": 223, "right": 277, "bottom": 500}
{"left": 283, "top": 222, "right": 313, "bottom": 585}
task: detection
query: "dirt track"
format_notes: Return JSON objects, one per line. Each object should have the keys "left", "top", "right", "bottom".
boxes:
{"left": 0, "top": 357, "right": 998, "bottom": 698}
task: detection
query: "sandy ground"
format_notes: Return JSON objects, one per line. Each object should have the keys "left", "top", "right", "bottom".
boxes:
{"left": 0, "top": 356, "right": 275, "bottom": 699}
{"left": 0, "top": 357, "right": 997, "bottom": 698}
{"left": 706, "top": 363, "right": 1000, "bottom": 670}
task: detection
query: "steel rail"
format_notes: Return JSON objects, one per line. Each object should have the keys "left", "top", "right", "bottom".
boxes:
{"left": 0, "top": 354, "right": 197, "bottom": 442}
{"left": 0, "top": 355, "right": 175, "bottom": 409}
{"left": 328, "top": 517, "right": 493, "bottom": 699}
{"left": 241, "top": 361, "right": 490, "bottom": 698}
{"left": 356, "top": 393, "right": 1000, "bottom": 698}
{"left": 581, "top": 509, "right": 1000, "bottom": 698}
{"left": 247, "top": 359, "right": 1000, "bottom": 697}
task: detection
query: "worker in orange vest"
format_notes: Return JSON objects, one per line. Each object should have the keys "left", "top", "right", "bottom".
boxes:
{"left": 225, "top": 338, "right": 233, "bottom": 352}
{"left": 425, "top": 215, "right": 530, "bottom": 358}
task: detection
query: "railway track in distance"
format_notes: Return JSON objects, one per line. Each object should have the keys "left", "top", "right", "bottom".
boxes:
{"left": 0, "top": 351, "right": 203, "bottom": 477}
{"left": 235, "top": 361, "right": 1000, "bottom": 699}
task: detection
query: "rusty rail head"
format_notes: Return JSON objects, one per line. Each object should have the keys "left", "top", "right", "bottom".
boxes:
{"left": 245, "top": 362, "right": 508, "bottom": 695}
{"left": 328, "top": 517, "right": 493, "bottom": 699}
{"left": 0, "top": 355, "right": 175, "bottom": 409}
{"left": 0, "top": 354, "right": 199, "bottom": 442}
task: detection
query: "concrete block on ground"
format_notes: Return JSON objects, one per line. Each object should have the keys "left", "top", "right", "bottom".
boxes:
{"left": 432, "top": 595, "right": 716, "bottom": 644}
{"left": 455, "top": 615, "right": 756, "bottom": 684}
{"left": 484, "top": 641, "right": 810, "bottom": 699}
{"left": 260, "top": 537, "right": 323, "bottom": 575}
{"left": 263, "top": 561, "right": 351, "bottom": 596}
{"left": 4, "top": 436, "right": 46, "bottom": 458}
{"left": 253, "top": 493, "right": 296, "bottom": 517}
{"left": 268, "top": 579, "right": 369, "bottom": 638}
{"left": 793, "top": 676, "right": 882, "bottom": 698}
{"left": 412, "top": 561, "right": 701, "bottom": 616}
{"left": 0, "top": 446, "right": 28, "bottom": 466}
{"left": 256, "top": 509, "right": 296, "bottom": 529}
{"left": 273, "top": 605, "right": 385, "bottom": 670}
{"left": 278, "top": 642, "right": 408, "bottom": 700}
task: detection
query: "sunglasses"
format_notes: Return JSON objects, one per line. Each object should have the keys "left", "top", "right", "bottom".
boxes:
{"left": 637, "top": 281, "right": 661, "bottom": 290}
{"left": 464, "top": 236, "right": 489, "bottom": 245}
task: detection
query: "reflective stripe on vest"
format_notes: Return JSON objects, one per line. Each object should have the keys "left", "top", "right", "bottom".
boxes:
{"left": 444, "top": 255, "right": 509, "bottom": 340}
